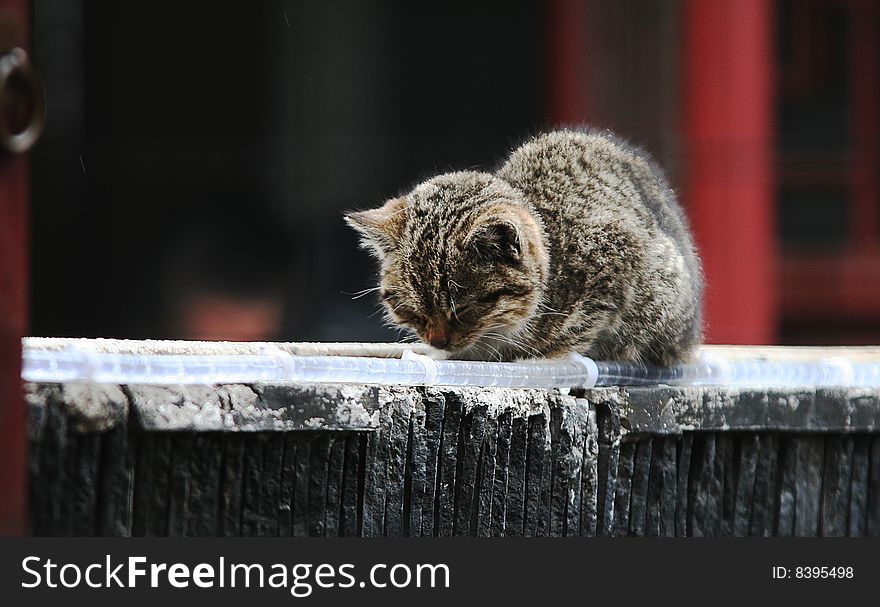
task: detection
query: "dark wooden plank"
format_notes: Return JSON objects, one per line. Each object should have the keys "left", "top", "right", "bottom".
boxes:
{"left": 524, "top": 410, "right": 552, "bottom": 537}
{"left": 848, "top": 435, "right": 870, "bottom": 537}
{"left": 577, "top": 405, "right": 599, "bottom": 537}
{"left": 689, "top": 433, "right": 720, "bottom": 537}
{"left": 717, "top": 434, "right": 736, "bottom": 536}
{"left": 750, "top": 433, "right": 780, "bottom": 537}
{"left": 675, "top": 434, "right": 693, "bottom": 536}
{"left": 360, "top": 420, "right": 384, "bottom": 537}
{"left": 290, "top": 437, "right": 311, "bottom": 537}
{"left": 595, "top": 399, "right": 621, "bottom": 536}
{"left": 239, "top": 434, "right": 264, "bottom": 536}
{"left": 628, "top": 438, "right": 653, "bottom": 536}
{"left": 384, "top": 396, "right": 412, "bottom": 537}
{"left": 821, "top": 435, "right": 852, "bottom": 537}
{"left": 611, "top": 440, "right": 636, "bottom": 537}
{"left": 405, "top": 402, "right": 427, "bottom": 536}
{"left": 549, "top": 405, "right": 565, "bottom": 537}
{"left": 59, "top": 427, "right": 80, "bottom": 535}
{"left": 278, "top": 435, "right": 298, "bottom": 536}
{"left": 338, "top": 436, "right": 360, "bottom": 537}
{"left": 308, "top": 435, "right": 332, "bottom": 536}
{"left": 323, "top": 436, "right": 346, "bottom": 537}
{"left": 259, "top": 435, "right": 286, "bottom": 536}
{"left": 30, "top": 395, "right": 68, "bottom": 535}
{"left": 732, "top": 433, "right": 759, "bottom": 537}
{"left": 421, "top": 391, "right": 446, "bottom": 536}
{"left": 504, "top": 414, "right": 529, "bottom": 536}
{"left": 867, "top": 436, "right": 880, "bottom": 537}
{"left": 775, "top": 435, "right": 797, "bottom": 537}
{"left": 218, "top": 436, "right": 245, "bottom": 537}
{"left": 145, "top": 435, "right": 172, "bottom": 537}
{"left": 131, "top": 434, "right": 153, "bottom": 536}
{"left": 453, "top": 403, "right": 488, "bottom": 536}
{"left": 475, "top": 413, "right": 499, "bottom": 537}
{"left": 537, "top": 408, "right": 554, "bottom": 538}
{"left": 436, "top": 393, "right": 463, "bottom": 537}
{"left": 72, "top": 434, "right": 101, "bottom": 536}
{"left": 644, "top": 437, "right": 663, "bottom": 537}
{"left": 490, "top": 410, "right": 513, "bottom": 537}
{"left": 549, "top": 400, "right": 588, "bottom": 537}
{"left": 96, "top": 424, "right": 134, "bottom": 536}
{"left": 794, "top": 435, "right": 823, "bottom": 537}
{"left": 166, "top": 435, "right": 190, "bottom": 537}
{"left": 183, "top": 434, "right": 212, "bottom": 536}
{"left": 646, "top": 436, "right": 677, "bottom": 536}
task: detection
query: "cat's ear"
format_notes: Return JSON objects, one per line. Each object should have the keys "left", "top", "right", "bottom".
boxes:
{"left": 345, "top": 197, "right": 407, "bottom": 256}
{"left": 469, "top": 220, "right": 522, "bottom": 263}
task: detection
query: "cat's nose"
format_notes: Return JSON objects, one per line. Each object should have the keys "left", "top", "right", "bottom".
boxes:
{"left": 426, "top": 321, "right": 451, "bottom": 350}
{"left": 429, "top": 335, "right": 450, "bottom": 349}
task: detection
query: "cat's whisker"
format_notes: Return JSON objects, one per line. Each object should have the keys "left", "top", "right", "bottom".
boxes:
{"left": 449, "top": 297, "right": 462, "bottom": 323}
{"left": 389, "top": 301, "right": 410, "bottom": 314}
{"left": 483, "top": 331, "right": 543, "bottom": 359}
{"left": 472, "top": 340, "right": 502, "bottom": 362}
{"left": 469, "top": 342, "right": 489, "bottom": 360}
{"left": 481, "top": 339, "right": 504, "bottom": 361}
{"left": 368, "top": 306, "right": 388, "bottom": 319}
{"left": 344, "top": 286, "right": 382, "bottom": 300}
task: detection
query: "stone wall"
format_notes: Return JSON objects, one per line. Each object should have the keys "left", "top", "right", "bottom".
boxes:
{"left": 25, "top": 380, "right": 880, "bottom": 536}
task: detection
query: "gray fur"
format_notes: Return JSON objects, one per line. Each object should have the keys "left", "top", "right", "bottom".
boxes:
{"left": 346, "top": 128, "right": 703, "bottom": 366}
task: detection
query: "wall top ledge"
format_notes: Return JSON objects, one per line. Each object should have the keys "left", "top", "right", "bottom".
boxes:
{"left": 24, "top": 381, "right": 880, "bottom": 436}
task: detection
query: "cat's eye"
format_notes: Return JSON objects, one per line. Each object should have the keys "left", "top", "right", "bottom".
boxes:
{"left": 478, "top": 290, "right": 506, "bottom": 303}
{"left": 392, "top": 306, "right": 424, "bottom": 327}
{"left": 477, "top": 287, "right": 529, "bottom": 303}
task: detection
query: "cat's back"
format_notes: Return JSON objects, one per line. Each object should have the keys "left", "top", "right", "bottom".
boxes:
{"left": 497, "top": 128, "right": 630, "bottom": 200}
{"left": 498, "top": 128, "right": 697, "bottom": 261}
{"left": 499, "top": 129, "right": 657, "bottom": 208}
{"left": 498, "top": 128, "right": 704, "bottom": 366}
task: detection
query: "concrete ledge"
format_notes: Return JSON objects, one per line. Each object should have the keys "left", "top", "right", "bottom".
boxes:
{"left": 624, "top": 386, "right": 880, "bottom": 434}
{"left": 24, "top": 379, "right": 880, "bottom": 537}
{"left": 27, "top": 382, "right": 880, "bottom": 434}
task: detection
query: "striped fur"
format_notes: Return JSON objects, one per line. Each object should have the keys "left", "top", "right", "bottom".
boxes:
{"left": 346, "top": 128, "right": 703, "bottom": 366}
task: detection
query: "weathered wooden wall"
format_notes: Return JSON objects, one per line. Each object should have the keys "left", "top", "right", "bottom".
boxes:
{"left": 25, "top": 382, "right": 880, "bottom": 536}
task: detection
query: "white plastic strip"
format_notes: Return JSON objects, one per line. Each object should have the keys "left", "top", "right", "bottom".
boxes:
{"left": 68, "top": 342, "right": 101, "bottom": 381}
{"left": 260, "top": 346, "right": 297, "bottom": 380}
{"left": 19, "top": 343, "right": 880, "bottom": 389}
{"left": 568, "top": 352, "right": 599, "bottom": 388}
{"left": 402, "top": 349, "right": 438, "bottom": 385}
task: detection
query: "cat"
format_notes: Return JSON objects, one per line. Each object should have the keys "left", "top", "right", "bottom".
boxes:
{"left": 345, "top": 128, "right": 703, "bottom": 366}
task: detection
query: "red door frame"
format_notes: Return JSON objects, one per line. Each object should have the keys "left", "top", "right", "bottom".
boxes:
{"left": 546, "top": 0, "right": 590, "bottom": 126}
{"left": 0, "top": 0, "right": 30, "bottom": 535}
{"left": 683, "top": 0, "right": 776, "bottom": 344}
{"left": 547, "top": 0, "right": 777, "bottom": 346}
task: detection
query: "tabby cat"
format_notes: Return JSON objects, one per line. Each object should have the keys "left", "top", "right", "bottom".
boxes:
{"left": 346, "top": 128, "right": 703, "bottom": 366}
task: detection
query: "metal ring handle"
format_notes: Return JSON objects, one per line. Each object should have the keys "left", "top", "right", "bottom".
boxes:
{"left": 0, "top": 47, "right": 46, "bottom": 154}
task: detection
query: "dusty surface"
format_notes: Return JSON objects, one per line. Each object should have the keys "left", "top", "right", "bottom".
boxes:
{"left": 23, "top": 337, "right": 438, "bottom": 358}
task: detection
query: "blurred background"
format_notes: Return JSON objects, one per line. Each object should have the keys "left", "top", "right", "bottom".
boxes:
{"left": 0, "top": 0, "right": 877, "bottom": 536}
{"left": 25, "top": 0, "right": 880, "bottom": 346}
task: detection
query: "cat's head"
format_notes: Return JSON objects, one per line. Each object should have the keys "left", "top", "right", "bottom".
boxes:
{"left": 346, "top": 171, "right": 548, "bottom": 358}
